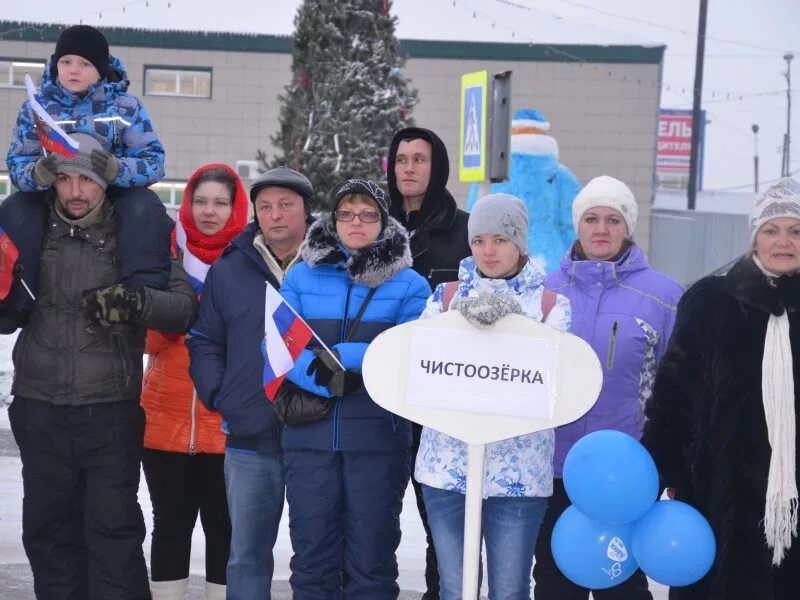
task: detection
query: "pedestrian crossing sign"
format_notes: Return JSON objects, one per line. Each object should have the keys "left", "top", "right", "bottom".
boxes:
{"left": 459, "top": 70, "right": 489, "bottom": 182}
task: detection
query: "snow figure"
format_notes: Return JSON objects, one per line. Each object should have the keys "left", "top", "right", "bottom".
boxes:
{"left": 467, "top": 109, "right": 580, "bottom": 271}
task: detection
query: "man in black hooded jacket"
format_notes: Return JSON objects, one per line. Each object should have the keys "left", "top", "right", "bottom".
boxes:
{"left": 388, "top": 127, "right": 471, "bottom": 290}
{"left": 387, "top": 127, "right": 471, "bottom": 599}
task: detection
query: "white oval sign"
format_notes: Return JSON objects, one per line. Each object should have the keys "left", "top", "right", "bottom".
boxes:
{"left": 363, "top": 311, "right": 602, "bottom": 445}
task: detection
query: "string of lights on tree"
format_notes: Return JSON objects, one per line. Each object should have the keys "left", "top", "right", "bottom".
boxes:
{"left": 261, "top": 0, "right": 416, "bottom": 207}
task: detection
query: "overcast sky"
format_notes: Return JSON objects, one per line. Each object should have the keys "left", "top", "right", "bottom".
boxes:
{"left": 5, "top": 0, "right": 800, "bottom": 191}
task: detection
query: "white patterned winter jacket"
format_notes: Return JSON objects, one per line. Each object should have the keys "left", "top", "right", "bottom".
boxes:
{"left": 413, "top": 256, "right": 572, "bottom": 498}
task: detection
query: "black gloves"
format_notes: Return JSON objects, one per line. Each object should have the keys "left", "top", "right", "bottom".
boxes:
{"left": 81, "top": 284, "right": 145, "bottom": 327}
{"left": 90, "top": 149, "right": 120, "bottom": 182}
{"left": 329, "top": 371, "right": 363, "bottom": 397}
{"left": 306, "top": 348, "right": 363, "bottom": 396}
{"left": 307, "top": 347, "right": 342, "bottom": 385}
{"left": 33, "top": 154, "right": 59, "bottom": 187}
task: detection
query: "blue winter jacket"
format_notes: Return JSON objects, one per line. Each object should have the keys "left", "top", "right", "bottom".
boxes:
{"left": 186, "top": 223, "right": 283, "bottom": 456}
{"left": 280, "top": 214, "right": 431, "bottom": 452}
{"left": 7, "top": 54, "right": 165, "bottom": 192}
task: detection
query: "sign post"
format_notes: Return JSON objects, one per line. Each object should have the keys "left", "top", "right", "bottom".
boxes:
{"left": 459, "top": 70, "right": 513, "bottom": 196}
{"left": 363, "top": 312, "right": 602, "bottom": 598}
{"left": 459, "top": 70, "right": 489, "bottom": 188}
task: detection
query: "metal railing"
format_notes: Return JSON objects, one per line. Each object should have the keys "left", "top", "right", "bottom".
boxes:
{"left": 0, "top": 173, "right": 187, "bottom": 215}
{"left": 0, "top": 173, "right": 12, "bottom": 200}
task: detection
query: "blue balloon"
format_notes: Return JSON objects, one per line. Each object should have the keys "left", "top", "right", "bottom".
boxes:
{"left": 563, "top": 430, "right": 659, "bottom": 524}
{"left": 632, "top": 500, "right": 716, "bottom": 587}
{"left": 552, "top": 505, "right": 639, "bottom": 590}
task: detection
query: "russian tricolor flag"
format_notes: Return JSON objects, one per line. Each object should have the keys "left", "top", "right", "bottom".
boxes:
{"left": 0, "top": 226, "right": 19, "bottom": 300}
{"left": 175, "top": 219, "right": 210, "bottom": 296}
{"left": 25, "top": 73, "right": 80, "bottom": 157}
{"left": 262, "top": 284, "right": 314, "bottom": 401}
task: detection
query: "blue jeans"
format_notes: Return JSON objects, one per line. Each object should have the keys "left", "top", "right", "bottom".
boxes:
{"left": 224, "top": 450, "right": 285, "bottom": 600}
{"left": 422, "top": 484, "right": 547, "bottom": 600}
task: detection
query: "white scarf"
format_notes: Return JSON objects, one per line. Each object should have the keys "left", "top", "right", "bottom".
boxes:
{"left": 753, "top": 255, "right": 799, "bottom": 564}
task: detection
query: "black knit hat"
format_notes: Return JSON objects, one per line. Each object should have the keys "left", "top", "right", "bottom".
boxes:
{"left": 332, "top": 179, "right": 390, "bottom": 229}
{"left": 51, "top": 25, "right": 112, "bottom": 82}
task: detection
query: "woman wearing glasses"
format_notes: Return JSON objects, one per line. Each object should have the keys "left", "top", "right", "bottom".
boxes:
{"left": 278, "top": 179, "right": 430, "bottom": 599}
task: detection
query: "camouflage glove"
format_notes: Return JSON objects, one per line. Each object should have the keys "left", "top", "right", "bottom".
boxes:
{"left": 90, "top": 149, "right": 120, "bottom": 182}
{"left": 33, "top": 154, "right": 59, "bottom": 187}
{"left": 81, "top": 284, "right": 145, "bottom": 327}
{"left": 451, "top": 293, "right": 523, "bottom": 329}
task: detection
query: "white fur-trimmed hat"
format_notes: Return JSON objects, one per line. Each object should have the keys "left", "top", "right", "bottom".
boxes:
{"left": 510, "top": 108, "right": 559, "bottom": 158}
{"left": 572, "top": 175, "right": 638, "bottom": 236}
{"left": 749, "top": 177, "right": 800, "bottom": 244}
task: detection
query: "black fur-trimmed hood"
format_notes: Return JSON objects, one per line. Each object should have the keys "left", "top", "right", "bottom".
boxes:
{"left": 300, "top": 214, "right": 412, "bottom": 288}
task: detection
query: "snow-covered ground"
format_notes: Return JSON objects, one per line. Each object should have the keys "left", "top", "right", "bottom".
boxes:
{"left": 0, "top": 455, "right": 433, "bottom": 591}
{"left": 0, "top": 332, "right": 667, "bottom": 597}
{"left": 0, "top": 330, "right": 436, "bottom": 592}
{"left": 0, "top": 332, "right": 16, "bottom": 420}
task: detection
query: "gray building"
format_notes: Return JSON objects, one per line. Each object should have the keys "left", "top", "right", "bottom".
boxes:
{"left": 0, "top": 21, "right": 664, "bottom": 250}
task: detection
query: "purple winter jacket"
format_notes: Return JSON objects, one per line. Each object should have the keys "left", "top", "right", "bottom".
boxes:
{"left": 546, "top": 244, "right": 683, "bottom": 477}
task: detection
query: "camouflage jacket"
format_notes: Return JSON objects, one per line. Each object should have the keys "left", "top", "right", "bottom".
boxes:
{"left": 6, "top": 54, "right": 165, "bottom": 192}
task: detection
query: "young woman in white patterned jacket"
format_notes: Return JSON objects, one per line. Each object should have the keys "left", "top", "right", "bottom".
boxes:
{"left": 413, "top": 193, "right": 571, "bottom": 600}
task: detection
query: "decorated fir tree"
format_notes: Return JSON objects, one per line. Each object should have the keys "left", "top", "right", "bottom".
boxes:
{"left": 261, "top": 0, "right": 417, "bottom": 209}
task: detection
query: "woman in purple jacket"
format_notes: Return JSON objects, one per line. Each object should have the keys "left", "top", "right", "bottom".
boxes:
{"left": 533, "top": 176, "right": 683, "bottom": 599}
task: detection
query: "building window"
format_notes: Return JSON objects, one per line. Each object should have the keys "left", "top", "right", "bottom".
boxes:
{"left": 0, "top": 60, "right": 46, "bottom": 88}
{"left": 144, "top": 66, "right": 211, "bottom": 98}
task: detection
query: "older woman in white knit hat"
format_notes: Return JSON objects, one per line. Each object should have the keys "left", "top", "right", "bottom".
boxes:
{"left": 413, "top": 193, "right": 572, "bottom": 599}
{"left": 641, "top": 177, "right": 800, "bottom": 600}
{"left": 536, "top": 176, "right": 683, "bottom": 600}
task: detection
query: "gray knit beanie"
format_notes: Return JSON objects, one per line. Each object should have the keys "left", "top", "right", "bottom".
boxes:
{"left": 468, "top": 193, "right": 529, "bottom": 252}
{"left": 53, "top": 132, "right": 108, "bottom": 190}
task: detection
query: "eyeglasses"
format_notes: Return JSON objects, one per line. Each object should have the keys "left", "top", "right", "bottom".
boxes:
{"left": 334, "top": 210, "right": 381, "bottom": 223}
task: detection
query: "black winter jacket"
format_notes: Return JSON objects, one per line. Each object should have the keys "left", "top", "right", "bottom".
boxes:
{"left": 642, "top": 255, "right": 800, "bottom": 599}
{"left": 186, "top": 222, "right": 284, "bottom": 456}
{"left": 387, "top": 127, "right": 470, "bottom": 290}
{"left": 11, "top": 200, "right": 197, "bottom": 406}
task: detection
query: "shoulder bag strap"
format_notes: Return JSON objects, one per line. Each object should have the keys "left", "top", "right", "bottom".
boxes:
{"left": 541, "top": 289, "right": 557, "bottom": 321}
{"left": 345, "top": 287, "right": 378, "bottom": 342}
{"left": 442, "top": 281, "right": 460, "bottom": 311}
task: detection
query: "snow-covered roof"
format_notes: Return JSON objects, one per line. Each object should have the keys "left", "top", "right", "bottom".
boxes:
{"left": 654, "top": 189, "right": 756, "bottom": 215}
{"left": 2, "top": 0, "right": 663, "bottom": 48}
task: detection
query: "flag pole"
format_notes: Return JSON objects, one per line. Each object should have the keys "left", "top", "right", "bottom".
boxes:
{"left": 19, "top": 278, "right": 36, "bottom": 301}
{"left": 267, "top": 282, "right": 345, "bottom": 370}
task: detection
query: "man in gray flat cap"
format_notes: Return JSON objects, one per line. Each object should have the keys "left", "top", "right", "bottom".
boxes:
{"left": 188, "top": 167, "right": 314, "bottom": 599}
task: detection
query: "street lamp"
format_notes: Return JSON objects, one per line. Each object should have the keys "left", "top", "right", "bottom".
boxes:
{"left": 782, "top": 52, "right": 793, "bottom": 177}
{"left": 752, "top": 124, "right": 760, "bottom": 192}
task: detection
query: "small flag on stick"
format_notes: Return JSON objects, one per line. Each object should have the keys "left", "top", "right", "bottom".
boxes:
{"left": 25, "top": 73, "right": 80, "bottom": 157}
